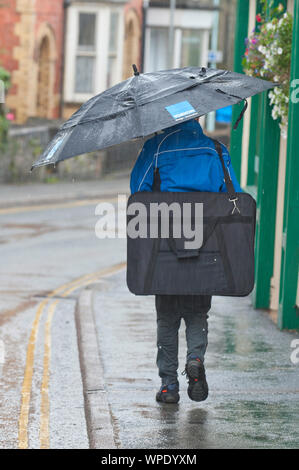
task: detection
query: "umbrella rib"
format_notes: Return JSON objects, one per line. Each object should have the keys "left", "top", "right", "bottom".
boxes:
{"left": 130, "top": 76, "right": 144, "bottom": 138}
{"left": 60, "top": 94, "right": 102, "bottom": 130}
{"left": 61, "top": 95, "right": 134, "bottom": 130}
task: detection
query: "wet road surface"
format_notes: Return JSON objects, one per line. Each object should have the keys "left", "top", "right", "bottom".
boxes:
{"left": 0, "top": 177, "right": 298, "bottom": 449}
{"left": 0, "top": 182, "right": 127, "bottom": 448}
{"left": 93, "top": 271, "right": 299, "bottom": 449}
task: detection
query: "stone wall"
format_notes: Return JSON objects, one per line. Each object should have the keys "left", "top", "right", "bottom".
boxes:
{"left": 1, "top": 123, "right": 143, "bottom": 183}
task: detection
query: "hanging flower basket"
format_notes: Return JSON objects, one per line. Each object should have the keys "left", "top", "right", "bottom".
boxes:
{"left": 242, "top": 4, "right": 293, "bottom": 137}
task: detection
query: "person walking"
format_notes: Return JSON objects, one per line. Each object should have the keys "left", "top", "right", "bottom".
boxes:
{"left": 130, "top": 118, "right": 242, "bottom": 404}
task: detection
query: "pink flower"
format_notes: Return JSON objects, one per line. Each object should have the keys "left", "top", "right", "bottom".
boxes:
{"left": 6, "top": 112, "right": 14, "bottom": 121}
{"left": 256, "top": 14, "right": 262, "bottom": 23}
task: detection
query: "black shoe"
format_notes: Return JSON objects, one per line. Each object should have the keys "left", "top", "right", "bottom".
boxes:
{"left": 156, "top": 383, "right": 180, "bottom": 404}
{"left": 183, "top": 358, "right": 208, "bottom": 402}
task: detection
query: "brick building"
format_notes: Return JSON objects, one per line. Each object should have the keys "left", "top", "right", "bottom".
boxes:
{"left": 0, "top": 0, "right": 65, "bottom": 124}
{"left": 0, "top": 0, "right": 143, "bottom": 123}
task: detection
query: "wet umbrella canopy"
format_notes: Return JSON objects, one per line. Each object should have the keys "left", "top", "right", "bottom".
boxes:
{"left": 31, "top": 66, "right": 276, "bottom": 169}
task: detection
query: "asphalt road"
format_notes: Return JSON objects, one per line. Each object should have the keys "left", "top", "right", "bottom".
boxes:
{"left": 0, "top": 182, "right": 127, "bottom": 449}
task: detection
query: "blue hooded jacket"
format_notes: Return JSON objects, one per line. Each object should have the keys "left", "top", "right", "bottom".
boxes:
{"left": 130, "top": 119, "right": 242, "bottom": 194}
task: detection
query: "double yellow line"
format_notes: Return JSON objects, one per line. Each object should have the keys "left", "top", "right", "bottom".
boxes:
{"left": 18, "top": 263, "right": 126, "bottom": 449}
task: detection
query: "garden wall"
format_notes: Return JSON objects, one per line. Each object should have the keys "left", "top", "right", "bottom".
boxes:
{"left": 0, "top": 122, "right": 143, "bottom": 183}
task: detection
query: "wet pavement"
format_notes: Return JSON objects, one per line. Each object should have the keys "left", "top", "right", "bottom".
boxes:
{"left": 0, "top": 178, "right": 128, "bottom": 448}
{"left": 93, "top": 271, "right": 299, "bottom": 449}
{"left": 0, "top": 175, "right": 129, "bottom": 208}
{"left": 0, "top": 176, "right": 298, "bottom": 449}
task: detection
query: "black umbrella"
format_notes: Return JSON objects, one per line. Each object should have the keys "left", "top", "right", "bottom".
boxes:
{"left": 31, "top": 66, "right": 276, "bottom": 169}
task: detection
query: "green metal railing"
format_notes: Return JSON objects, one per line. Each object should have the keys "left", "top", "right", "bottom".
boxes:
{"left": 231, "top": 0, "right": 298, "bottom": 329}
{"left": 278, "top": 0, "right": 299, "bottom": 330}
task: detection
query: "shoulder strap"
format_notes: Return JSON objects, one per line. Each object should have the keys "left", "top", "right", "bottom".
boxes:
{"left": 152, "top": 168, "right": 161, "bottom": 192}
{"left": 212, "top": 139, "right": 237, "bottom": 201}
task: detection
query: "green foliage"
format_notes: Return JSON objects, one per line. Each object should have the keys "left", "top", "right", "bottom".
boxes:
{"left": 0, "top": 66, "right": 11, "bottom": 89}
{"left": 0, "top": 66, "right": 11, "bottom": 150}
{"left": 44, "top": 175, "right": 60, "bottom": 184}
{"left": 29, "top": 138, "right": 43, "bottom": 158}
{"left": 0, "top": 113, "right": 9, "bottom": 147}
{"left": 242, "top": 3, "right": 293, "bottom": 134}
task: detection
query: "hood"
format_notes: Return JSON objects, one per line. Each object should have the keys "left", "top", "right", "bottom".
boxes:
{"left": 164, "top": 118, "right": 204, "bottom": 137}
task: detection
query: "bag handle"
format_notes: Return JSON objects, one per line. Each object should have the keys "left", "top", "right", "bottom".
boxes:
{"left": 212, "top": 139, "right": 236, "bottom": 199}
{"left": 212, "top": 139, "right": 240, "bottom": 214}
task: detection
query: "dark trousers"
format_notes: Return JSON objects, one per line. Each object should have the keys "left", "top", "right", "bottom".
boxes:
{"left": 155, "top": 295, "right": 211, "bottom": 386}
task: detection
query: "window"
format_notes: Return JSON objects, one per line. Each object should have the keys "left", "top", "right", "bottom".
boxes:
{"left": 64, "top": 5, "right": 124, "bottom": 102}
{"left": 180, "top": 30, "right": 203, "bottom": 67}
{"left": 146, "top": 27, "right": 207, "bottom": 73}
{"left": 149, "top": 28, "right": 169, "bottom": 72}
{"left": 78, "top": 13, "right": 96, "bottom": 51}
{"left": 107, "top": 11, "right": 120, "bottom": 88}
{"left": 75, "top": 13, "right": 96, "bottom": 93}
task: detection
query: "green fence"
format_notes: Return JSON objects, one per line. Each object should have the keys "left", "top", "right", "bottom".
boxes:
{"left": 231, "top": 0, "right": 299, "bottom": 329}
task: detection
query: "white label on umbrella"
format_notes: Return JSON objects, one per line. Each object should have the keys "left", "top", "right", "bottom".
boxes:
{"left": 44, "top": 131, "right": 68, "bottom": 162}
{"left": 165, "top": 101, "right": 198, "bottom": 121}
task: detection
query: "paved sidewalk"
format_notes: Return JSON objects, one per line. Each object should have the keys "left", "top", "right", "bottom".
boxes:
{"left": 0, "top": 173, "right": 130, "bottom": 208}
{"left": 90, "top": 270, "right": 299, "bottom": 449}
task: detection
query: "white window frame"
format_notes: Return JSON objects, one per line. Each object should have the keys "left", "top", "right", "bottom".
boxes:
{"left": 144, "top": 7, "right": 212, "bottom": 73}
{"left": 107, "top": 8, "right": 125, "bottom": 88}
{"left": 64, "top": 4, "right": 124, "bottom": 103}
{"left": 145, "top": 26, "right": 209, "bottom": 72}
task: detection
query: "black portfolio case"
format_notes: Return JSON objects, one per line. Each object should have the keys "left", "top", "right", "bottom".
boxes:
{"left": 127, "top": 141, "right": 256, "bottom": 296}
